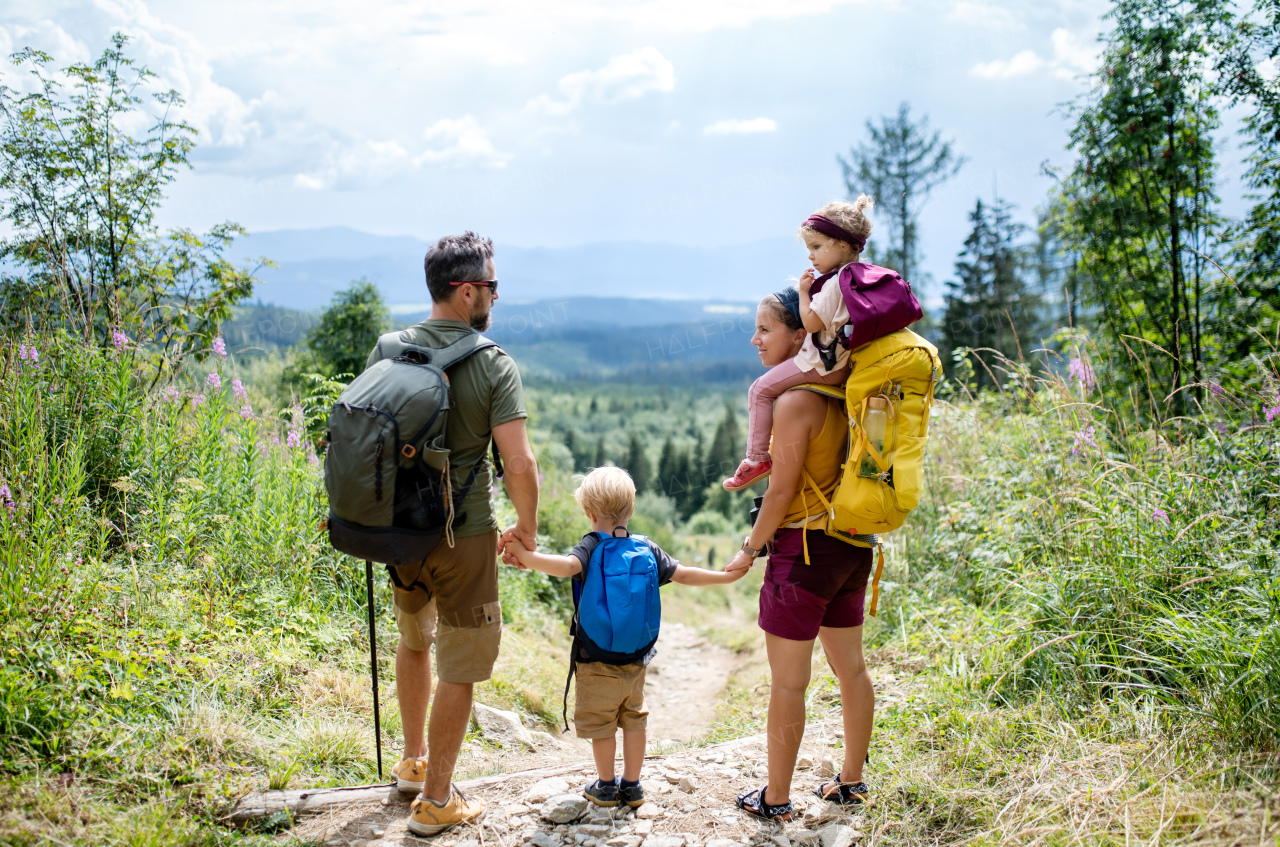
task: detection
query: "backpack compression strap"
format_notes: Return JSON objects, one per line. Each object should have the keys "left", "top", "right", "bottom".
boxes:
{"left": 374, "top": 329, "right": 500, "bottom": 368}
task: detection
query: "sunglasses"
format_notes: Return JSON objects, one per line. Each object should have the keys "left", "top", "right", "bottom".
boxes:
{"left": 449, "top": 279, "right": 498, "bottom": 294}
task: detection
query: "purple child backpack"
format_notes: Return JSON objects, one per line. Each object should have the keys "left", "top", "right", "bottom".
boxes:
{"left": 813, "top": 263, "right": 924, "bottom": 350}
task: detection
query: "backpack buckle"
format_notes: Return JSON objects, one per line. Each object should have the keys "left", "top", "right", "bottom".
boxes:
{"left": 401, "top": 444, "right": 417, "bottom": 459}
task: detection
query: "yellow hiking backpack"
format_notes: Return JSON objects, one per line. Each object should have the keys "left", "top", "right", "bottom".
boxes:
{"left": 798, "top": 328, "right": 942, "bottom": 614}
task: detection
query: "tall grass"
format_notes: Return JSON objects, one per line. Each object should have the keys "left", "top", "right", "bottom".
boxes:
{"left": 900, "top": 338, "right": 1280, "bottom": 745}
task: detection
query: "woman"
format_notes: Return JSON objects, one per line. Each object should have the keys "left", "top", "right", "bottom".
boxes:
{"left": 725, "top": 288, "right": 876, "bottom": 822}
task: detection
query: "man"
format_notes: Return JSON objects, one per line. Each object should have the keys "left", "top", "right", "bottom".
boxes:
{"left": 365, "top": 231, "right": 539, "bottom": 836}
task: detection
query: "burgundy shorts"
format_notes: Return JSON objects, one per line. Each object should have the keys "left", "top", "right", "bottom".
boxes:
{"left": 757, "top": 529, "right": 874, "bottom": 641}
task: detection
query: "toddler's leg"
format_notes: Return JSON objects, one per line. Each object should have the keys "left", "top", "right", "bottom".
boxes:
{"left": 620, "top": 729, "right": 645, "bottom": 783}
{"left": 591, "top": 735, "right": 618, "bottom": 783}
{"left": 745, "top": 360, "right": 818, "bottom": 462}
{"left": 816, "top": 364, "right": 851, "bottom": 386}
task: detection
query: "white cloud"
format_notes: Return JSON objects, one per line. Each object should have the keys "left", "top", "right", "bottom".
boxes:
{"left": 527, "top": 47, "right": 675, "bottom": 115}
{"left": 971, "top": 28, "right": 1099, "bottom": 80}
{"left": 947, "top": 1, "right": 1017, "bottom": 28}
{"left": 601, "top": 0, "right": 865, "bottom": 33}
{"left": 416, "top": 115, "right": 512, "bottom": 169}
{"left": 1260, "top": 57, "right": 1278, "bottom": 82}
{"left": 703, "top": 117, "right": 777, "bottom": 135}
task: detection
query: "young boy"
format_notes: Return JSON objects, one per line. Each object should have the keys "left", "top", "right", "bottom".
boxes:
{"left": 500, "top": 466, "right": 744, "bottom": 808}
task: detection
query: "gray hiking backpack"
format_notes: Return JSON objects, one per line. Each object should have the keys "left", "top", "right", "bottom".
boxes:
{"left": 324, "top": 329, "right": 502, "bottom": 570}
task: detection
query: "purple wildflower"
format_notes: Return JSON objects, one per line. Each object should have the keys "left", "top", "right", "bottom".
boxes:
{"left": 232, "top": 378, "right": 247, "bottom": 400}
{"left": 112, "top": 330, "right": 129, "bottom": 350}
{"left": 1266, "top": 405, "right": 1280, "bottom": 423}
{"left": 191, "top": 393, "right": 205, "bottom": 407}
{"left": 1208, "top": 382, "right": 1224, "bottom": 397}
{"left": 1069, "top": 425, "right": 1097, "bottom": 456}
{"left": 1068, "top": 358, "right": 1095, "bottom": 392}
{"left": 308, "top": 453, "right": 320, "bottom": 466}
{"left": 212, "top": 336, "right": 227, "bottom": 357}
{"left": 161, "top": 386, "right": 181, "bottom": 402}
{"left": 1153, "top": 507, "right": 1169, "bottom": 523}
{"left": 1, "top": 483, "right": 13, "bottom": 517}
{"left": 206, "top": 371, "right": 221, "bottom": 390}
{"left": 239, "top": 404, "right": 253, "bottom": 420}
{"left": 286, "top": 430, "right": 301, "bottom": 449}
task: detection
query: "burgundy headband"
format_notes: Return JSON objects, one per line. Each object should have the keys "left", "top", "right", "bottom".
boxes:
{"left": 804, "top": 214, "right": 866, "bottom": 252}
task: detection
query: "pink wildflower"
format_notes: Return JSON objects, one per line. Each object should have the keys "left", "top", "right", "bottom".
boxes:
{"left": 232, "top": 379, "right": 247, "bottom": 400}
{"left": 1068, "top": 358, "right": 1095, "bottom": 392}
{"left": 286, "top": 430, "right": 301, "bottom": 449}
{"left": 212, "top": 337, "right": 227, "bottom": 357}
{"left": 1265, "top": 405, "right": 1280, "bottom": 423}
{"left": 206, "top": 371, "right": 221, "bottom": 390}
{"left": 112, "top": 330, "right": 129, "bottom": 350}
{"left": 192, "top": 393, "right": 205, "bottom": 407}
{"left": 239, "top": 404, "right": 253, "bottom": 420}
{"left": 1153, "top": 507, "right": 1169, "bottom": 523}
{"left": 1069, "top": 425, "right": 1097, "bottom": 456}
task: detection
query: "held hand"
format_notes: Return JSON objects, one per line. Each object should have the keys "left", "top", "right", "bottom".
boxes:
{"left": 725, "top": 550, "right": 756, "bottom": 574}
{"left": 798, "top": 269, "right": 815, "bottom": 294}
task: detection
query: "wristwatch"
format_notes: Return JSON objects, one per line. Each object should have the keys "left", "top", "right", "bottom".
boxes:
{"left": 741, "top": 537, "right": 763, "bottom": 559}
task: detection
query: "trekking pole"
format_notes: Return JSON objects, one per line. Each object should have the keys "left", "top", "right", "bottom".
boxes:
{"left": 365, "top": 560, "right": 384, "bottom": 781}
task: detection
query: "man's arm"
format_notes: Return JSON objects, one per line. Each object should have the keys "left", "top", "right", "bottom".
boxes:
{"left": 492, "top": 417, "right": 538, "bottom": 553}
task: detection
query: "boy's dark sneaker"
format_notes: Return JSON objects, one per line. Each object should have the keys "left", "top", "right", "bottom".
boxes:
{"left": 583, "top": 778, "right": 619, "bottom": 807}
{"left": 619, "top": 780, "right": 645, "bottom": 808}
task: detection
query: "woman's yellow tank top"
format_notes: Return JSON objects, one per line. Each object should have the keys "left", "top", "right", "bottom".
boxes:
{"left": 777, "top": 393, "right": 847, "bottom": 527}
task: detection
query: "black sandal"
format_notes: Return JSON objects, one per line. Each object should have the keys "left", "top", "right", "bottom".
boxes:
{"left": 735, "top": 785, "right": 793, "bottom": 822}
{"left": 813, "top": 780, "right": 871, "bottom": 808}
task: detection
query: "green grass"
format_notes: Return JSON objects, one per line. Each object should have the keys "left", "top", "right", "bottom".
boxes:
{"left": 2, "top": 331, "right": 1277, "bottom": 845}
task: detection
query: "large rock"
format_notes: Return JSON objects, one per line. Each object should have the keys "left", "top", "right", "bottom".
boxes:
{"left": 577, "top": 824, "right": 612, "bottom": 837}
{"left": 473, "top": 703, "right": 536, "bottom": 750}
{"left": 645, "top": 838, "right": 686, "bottom": 847}
{"left": 635, "top": 803, "right": 664, "bottom": 820}
{"left": 543, "top": 794, "right": 590, "bottom": 824}
{"left": 678, "top": 776, "right": 699, "bottom": 794}
{"left": 817, "top": 824, "right": 858, "bottom": 847}
{"left": 527, "top": 778, "right": 572, "bottom": 803}
{"left": 530, "top": 834, "right": 561, "bottom": 847}
{"left": 606, "top": 837, "right": 644, "bottom": 847}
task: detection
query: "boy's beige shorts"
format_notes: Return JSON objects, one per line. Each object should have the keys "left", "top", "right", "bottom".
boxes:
{"left": 573, "top": 661, "right": 649, "bottom": 739}
{"left": 390, "top": 530, "right": 502, "bottom": 684}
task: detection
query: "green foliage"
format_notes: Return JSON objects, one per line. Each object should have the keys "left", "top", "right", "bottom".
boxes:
{"left": 940, "top": 197, "right": 1045, "bottom": 385}
{"left": 839, "top": 102, "right": 966, "bottom": 284}
{"left": 903, "top": 341, "right": 1280, "bottom": 744}
{"left": 295, "top": 279, "right": 389, "bottom": 380}
{"left": 1056, "top": 0, "right": 1232, "bottom": 415}
{"left": 0, "top": 36, "right": 261, "bottom": 362}
{"left": 623, "top": 431, "right": 653, "bottom": 494}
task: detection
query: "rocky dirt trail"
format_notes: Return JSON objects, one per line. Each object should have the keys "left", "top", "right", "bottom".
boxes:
{"left": 271, "top": 621, "right": 757, "bottom": 845}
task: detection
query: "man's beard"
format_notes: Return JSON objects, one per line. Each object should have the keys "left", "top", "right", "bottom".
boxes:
{"left": 469, "top": 304, "right": 492, "bottom": 331}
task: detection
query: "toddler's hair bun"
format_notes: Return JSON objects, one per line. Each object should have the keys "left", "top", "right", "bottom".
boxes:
{"left": 851, "top": 194, "right": 875, "bottom": 215}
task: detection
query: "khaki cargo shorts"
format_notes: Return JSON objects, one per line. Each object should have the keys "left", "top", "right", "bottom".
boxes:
{"left": 390, "top": 529, "right": 501, "bottom": 684}
{"left": 573, "top": 661, "right": 649, "bottom": 739}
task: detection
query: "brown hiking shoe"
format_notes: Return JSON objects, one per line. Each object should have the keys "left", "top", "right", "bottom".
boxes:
{"left": 392, "top": 757, "right": 427, "bottom": 793}
{"left": 408, "top": 785, "right": 486, "bottom": 836}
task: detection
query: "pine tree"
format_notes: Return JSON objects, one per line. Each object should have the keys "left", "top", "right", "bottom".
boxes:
{"left": 594, "top": 436, "right": 607, "bottom": 469}
{"left": 707, "top": 400, "right": 740, "bottom": 480}
{"left": 657, "top": 438, "right": 678, "bottom": 497}
{"left": 838, "top": 103, "right": 966, "bottom": 286}
{"left": 624, "top": 432, "right": 652, "bottom": 495}
{"left": 940, "top": 198, "right": 1043, "bottom": 388}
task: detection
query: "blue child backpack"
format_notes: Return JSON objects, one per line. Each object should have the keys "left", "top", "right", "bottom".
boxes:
{"left": 561, "top": 527, "right": 662, "bottom": 730}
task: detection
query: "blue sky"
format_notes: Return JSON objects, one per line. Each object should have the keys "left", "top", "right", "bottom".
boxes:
{"left": 5, "top": 0, "right": 1116, "bottom": 292}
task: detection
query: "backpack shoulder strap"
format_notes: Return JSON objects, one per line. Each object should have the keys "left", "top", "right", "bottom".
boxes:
{"left": 374, "top": 329, "right": 501, "bottom": 370}
{"left": 431, "top": 332, "right": 501, "bottom": 370}
{"left": 787, "top": 383, "right": 846, "bottom": 403}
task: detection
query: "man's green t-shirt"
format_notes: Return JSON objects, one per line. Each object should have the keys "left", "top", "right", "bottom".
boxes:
{"left": 366, "top": 319, "right": 526, "bottom": 538}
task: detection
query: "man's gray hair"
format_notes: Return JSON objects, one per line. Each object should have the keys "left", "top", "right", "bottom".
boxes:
{"left": 424, "top": 231, "right": 494, "bottom": 303}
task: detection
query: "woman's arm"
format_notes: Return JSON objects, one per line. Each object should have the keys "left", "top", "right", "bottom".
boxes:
{"left": 727, "top": 390, "right": 826, "bottom": 571}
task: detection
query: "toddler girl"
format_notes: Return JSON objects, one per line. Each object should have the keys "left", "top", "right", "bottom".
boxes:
{"left": 722, "top": 196, "right": 873, "bottom": 491}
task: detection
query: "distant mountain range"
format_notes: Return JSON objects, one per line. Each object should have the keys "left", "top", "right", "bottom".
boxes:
{"left": 232, "top": 227, "right": 804, "bottom": 311}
